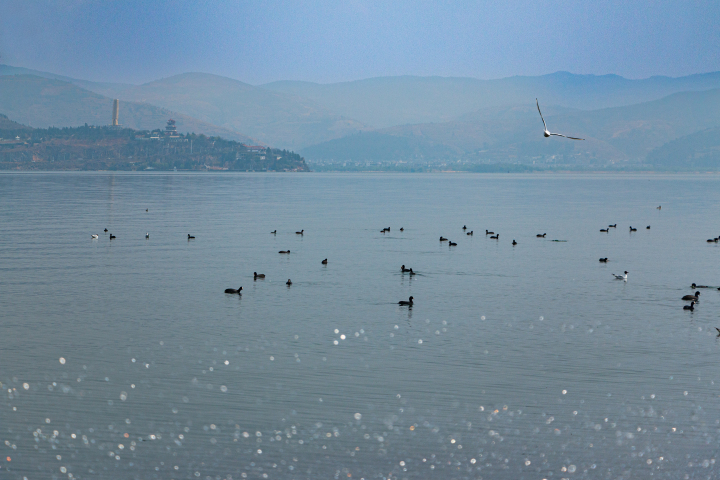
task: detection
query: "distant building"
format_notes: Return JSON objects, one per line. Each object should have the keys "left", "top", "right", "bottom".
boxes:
{"left": 246, "top": 145, "right": 266, "bottom": 153}
{"left": 165, "top": 119, "right": 178, "bottom": 136}
{"left": 110, "top": 99, "right": 122, "bottom": 128}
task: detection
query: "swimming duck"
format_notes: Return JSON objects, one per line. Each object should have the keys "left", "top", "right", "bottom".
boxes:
{"left": 600, "top": 228, "right": 609, "bottom": 232}
{"left": 146, "top": 208, "right": 148, "bottom": 212}
{"left": 682, "top": 291, "right": 700, "bottom": 301}
{"left": 322, "top": 258, "right": 328, "bottom": 264}
{"left": 188, "top": 234, "right": 195, "bottom": 239}
{"left": 646, "top": 226, "right": 650, "bottom": 229}
{"left": 629, "top": 226, "right": 637, "bottom": 232}
{"left": 279, "top": 250, "right": 290, "bottom": 254}
{"left": 448, "top": 241, "right": 457, "bottom": 246}
{"left": 91, "top": 234, "right": 99, "bottom": 239}
{"left": 296, "top": 229, "right": 304, "bottom": 235}
{"left": 609, "top": 224, "right": 617, "bottom": 228}
{"left": 486, "top": 230, "right": 494, "bottom": 235}
{"left": 286, "top": 279, "right": 292, "bottom": 286}
{"left": 691, "top": 283, "right": 710, "bottom": 289}
{"left": 254, "top": 272, "right": 266, "bottom": 279}
{"left": 512, "top": 239, "right": 517, "bottom": 245}
{"left": 657, "top": 206, "right": 661, "bottom": 210}
{"left": 467, "top": 231, "right": 473, "bottom": 235}
{"left": 271, "top": 230, "right": 277, "bottom": 234}
{"left": 401, "top": 265, "right": 411, "bottom": 272}
{"left": 409, "top": 268, "right": 416, "bottom": 275}
{"left": 599, "top": 258, "right": 608, "bottom": 262}
{"left": 536, "top": 233, "right": 546, "bottom": 238}
{"left": 683, "top": 302, "right": 695, "bottom": 311}
{"left": 109, "top": 234, "right": 116, "bottom": 239}
{"left": 398, "top": 296, "right": 414, "bottom": 306}
{"left": 145, "top": 233, "right": 149, "bottom": 239}
{"left": 462, "top": 225, "right": 467, "bottom": 230}
{"left": 104, "top": 228, "right": 108, "bottom": 232}
{"left": 439, "top": 237, "right": 448, "bottom": 241}
{"left": 490, "top": 234, "right": 499, "bottom": 239}
{"left": 613, "top": 271, "right": 628, "bottom": 281}
{"left": 399, "top": 227, "right": 404, "bottom": 231}
{"left": 224, "top": 286, "right": 243, "bottom": 294}
{"left": 707, "top": 238, "right": 716, "bottom": 243}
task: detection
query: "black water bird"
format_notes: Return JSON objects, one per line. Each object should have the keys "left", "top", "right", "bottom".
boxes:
{"left": 399, "top": 227, "right": 404, "bottom": 231}
{"left": 286, "top": 279, "right": 292, "bottom": 286}
{"left": 279, "top": 250, "right": 290, "bottom": 254}
{"left": 254, "top": 272, "right": 266, "bottom": 279}
{"left": 486, "top": 230, "right": 494, "bottom": 235}
{"left": 439, "top": 237, "right": 448, "bottom": 241}
{"left": 449, "top": 241, "right": 457, "bottom": 246}
{"left": 462, "top": 225, "right": 467, "bottom": 230}
{"left": 609, "top": 224, "right": 617, "bottom": 228}
{"left": 224, "top": 286, "right": 243, "bottom": 294}
{"left": 188, "top": 234, "right": 195, "bottom": 239}
{"left": 537, "top": 233, "right": 546, "bottom": 238}
{"left": 682, "top": 291, "right": 700, "bottom": 301}
{"left": 401, "top": 265, "right": 411, "bottom": 272}
{"left": 467, "top": 231, "right": 473, "bottom": 235}
{"left": 512, "top": 239, "right": 517, "bottom": 245}
{"left": 600, "top": 228, "right": 609, "bottom": 232}
{"left": 599, "top": 258, "right": 608, "bottom": 263}
{"left": 409, "top": 269, "right": 416, "bottom": 275}
{"left": 691, "top": 283, "right": 710, "bottom": 289}
{"left": 684, "top": 302, "right": 695, "bottom": 311}
{"left": 322, "top": 258, "right": 328, "bottom": 264}
{"left": 490, "top": 234, "right": 499, "bottom": 239}
{"left": 629, "top": 226, "right": 637, "bottom": 232}
{"left": 646, "top": 226, "right": 650, "bottom": 229}
{"left": 398, "top": 296, "right": 414, "bottom": 306}
{"left": 271, "top": 230, "right": 277, "bottom": 234}
{"left": 296, "top": 229, "right": 304, "bottom": 235}
{"left": 104, "top": 228, "right": 108, "bottom": 232}
{"left": 145, "top": 208, "right": 148, "bottom": 212}
{"left": 109, "top": 234, "right": 116, "bottom": 239}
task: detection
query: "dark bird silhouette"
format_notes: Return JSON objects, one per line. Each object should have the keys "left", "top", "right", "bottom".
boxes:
{"left": 109, "top": 234, "right": 116, "bottom": 239}
{"left": 490, "top": 234, "right": 499, "bottom": 239}
{"left": 684, "top": 302, "right": 695, "bottom": 311}
{"left": 271, "top": 230, "right": 277, "bottom": 234}
{"left": 537, "top": 233, "right": 546, "bottom": 238}
{"left": 296, "top": 229, "right": 304, "bottom": 235}
{"left": 609, "top": 224, "right": 617, "bottom": 228}
{"left": 188, "top": 234, "right": 195, "bottom": 239}
{"left": 646, "top": 226, "right": 650, "bottom": 229}
{"left": 467, "top": 231, "right": 473, "bottom": 235}
{"left": 486, "top": 230, "right": 494, "bottom": 235}
{"left": 682, "top": 291, "right": 700, "bottom": 301}
{"left": 279, "top": 250, "right": 290, "bottom": 254}
{"left": 599, "top": 258, "right": 608, "bottom": 263}
{"left": 104, "top": 228, "right": 108, "bottom": 232}
{"left": 145, "top": 232, "right": 149, "bottom": 239}
{"left": 399, "top": 227, "right": 404, "bottom": 231}
{"left": 462, "top": 225, "right": 467, "bottom": 230}
{"left": 449, "top": 241, "right": 457, "bottom": 246}
{"left": 224, "top": 286, "right": 243, "bottom": 294}
{"left": 401, "top": 265, "right": 411, "bottom": 272}
{"left": 322, "top": 258, "right": 328, "bottom": 264}
{"left": 512, "top": 239, "right": 517, "bottom": 245}
{"left": 600, "top": 228, "right": 609, "bottom": 232}
{"left": 439, "top": 237, "right": 448, "bottom": 241}
{"left": 286, "top": 279, "right": 292, "bottom": 285}
{"left": 254, "top": 272, "right": 265, "bottom": 279}
{"left": 629, "top": 226, "right": 637, "bottom": 232}
{"left": 409, "top": 268, "right": 416, "bottom": 275}
{"left": 398, "top": 296, "right": 414, "bottom": 306}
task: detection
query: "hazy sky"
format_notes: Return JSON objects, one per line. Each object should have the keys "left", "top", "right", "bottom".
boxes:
{"left": 2, "top": 0, "right": 718, "bottom": 85}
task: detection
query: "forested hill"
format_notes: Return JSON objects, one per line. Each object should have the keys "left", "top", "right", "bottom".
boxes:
{"left": 0, "top": 119, "right": 309, "bottom": 172}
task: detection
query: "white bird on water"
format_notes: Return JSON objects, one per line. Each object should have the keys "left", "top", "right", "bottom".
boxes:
{"left": 536, "top": 99, "right": 585, "bottom": 140}
{"left": 613, "top": 271, "right": 628, "bottom": 281}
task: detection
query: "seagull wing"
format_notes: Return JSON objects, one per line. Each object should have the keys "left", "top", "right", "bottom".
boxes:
{"left": 549, "top": 133, "right": 585, "bottom": 141}
{"left": 536, "top": 99, "right": 547, "bottom": 130}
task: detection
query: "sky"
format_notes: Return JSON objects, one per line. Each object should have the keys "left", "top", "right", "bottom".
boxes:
{"left": 1, "top": 0, "right": 719, "bottom": 85}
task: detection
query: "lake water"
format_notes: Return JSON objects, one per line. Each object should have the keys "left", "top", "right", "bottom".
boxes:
{"left": 2, "top": 172, "right": 720, "bottom": 480}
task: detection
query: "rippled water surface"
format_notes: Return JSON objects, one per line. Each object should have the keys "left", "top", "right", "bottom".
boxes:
{"left": 2, "top": 172, "right": 720, "bottom": 480}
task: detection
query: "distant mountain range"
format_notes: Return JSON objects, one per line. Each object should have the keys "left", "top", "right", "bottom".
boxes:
{"left": 2, "top": 64, "right": 720, "bottom": 169}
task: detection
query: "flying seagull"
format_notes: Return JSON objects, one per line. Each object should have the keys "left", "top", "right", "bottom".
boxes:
{"left": 536, "top": 99, "right": 585, "bottom": 140}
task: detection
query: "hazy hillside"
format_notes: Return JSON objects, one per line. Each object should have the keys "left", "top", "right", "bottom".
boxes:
{"left": 0, "top": 75, "right": 256, "bottom": 143}
{"left": 646, "top": 127, "right": 720, "bottom": 169}
{"left": 301, "top": 89, "right": 720, "bottom": 168}
{"left": 264, "top": 72, "right": 720, "bottom": 128}
{"left": 0, "top": 64, "right": 132, "bottom": 98}
{"left": 91, "top": 73, "right": 368, "bottom": 150}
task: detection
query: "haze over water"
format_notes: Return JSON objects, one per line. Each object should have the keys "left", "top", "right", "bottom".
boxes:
{"left": 2, "top": 172, "right": 720, "bottom": 480}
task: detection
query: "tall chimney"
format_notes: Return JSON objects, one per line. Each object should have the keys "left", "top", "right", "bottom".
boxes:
{"left": 112, "top": 99, "right": 119, "bottom": 126}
